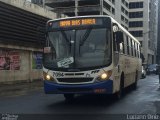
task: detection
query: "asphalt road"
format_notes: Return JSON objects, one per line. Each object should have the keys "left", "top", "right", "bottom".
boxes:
{"left": 0, "top": 75, "right": 160, "bottom": 119}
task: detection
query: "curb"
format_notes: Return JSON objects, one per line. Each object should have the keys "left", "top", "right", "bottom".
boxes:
{"left": 0, "top": 79, "right": 43, "bottom": 96}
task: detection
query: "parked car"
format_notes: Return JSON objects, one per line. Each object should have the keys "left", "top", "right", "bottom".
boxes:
{"left": 146, "top": 64, "right": 158, "bottom": 75}
{"left": 141, "top": 66, "right": 146, "bottom": 79}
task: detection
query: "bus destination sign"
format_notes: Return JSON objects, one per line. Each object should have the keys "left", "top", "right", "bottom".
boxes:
{"left": 59, "top": 19, "right": 96, "bottom": 27}
{"left": 47, "top": 17, "right": 111, "bottom": 30}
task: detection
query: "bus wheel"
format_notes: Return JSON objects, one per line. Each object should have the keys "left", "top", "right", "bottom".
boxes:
{"left": 64, "top": 94, "right": 74, "bottom": 101}
{"left": 115, "top": 75, "right": 124, "bottom": 99}
{"left": 133, "top": 72, "right": 138, "bottom": 89}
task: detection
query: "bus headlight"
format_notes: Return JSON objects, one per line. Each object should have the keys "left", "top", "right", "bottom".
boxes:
{"left": 43, "top": 72, "right": 55, "bottom": 81}
{"left": 46, "top": 74, "right": 51, "bottom": 80}
{"left": 97, "top": 70, "right": 112, "bottom": 81}
{"left": 101, "top": 73, "right": 108, "bottom": 80}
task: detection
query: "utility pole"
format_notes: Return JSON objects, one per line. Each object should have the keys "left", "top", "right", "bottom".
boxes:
{"left": 43, "top": 0, "right": 45, "bottom": 8}
{"left": 75, "top": 0, "right": 78, "bottom": 16}
{"left": 100, "top": 0, "right": 103, "bottom": 15}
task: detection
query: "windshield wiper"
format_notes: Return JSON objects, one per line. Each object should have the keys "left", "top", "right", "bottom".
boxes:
{"left": 79, "top": 28, "right": 92, "bottom": 46}
{"left": 61, "top": 31, "right": 72, "bottom": 53}
{"left": 47, "top": 33, "right": 56, "bottom": 59}
{"left": 61, "top": 31, "right": 70, "bottom": 43}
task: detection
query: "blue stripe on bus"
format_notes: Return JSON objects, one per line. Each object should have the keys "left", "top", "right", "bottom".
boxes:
{"left": 44, "top": 80, "right": 113, "bottom": 94}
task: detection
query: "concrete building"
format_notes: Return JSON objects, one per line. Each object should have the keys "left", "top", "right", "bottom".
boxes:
{"left": 44, "top": 0, "right": 129, "bottom": 30}
{"left": 149, "top": 0, "right": 158, "bottom": 64}
{"left": 157, "top": 0, "right": 160, "bottom": 64}
{"left": 128, "top": 0, "right": 158, "bottom": 64}
{"left": 0, "top": 0, "right": 56, "bottom": 83}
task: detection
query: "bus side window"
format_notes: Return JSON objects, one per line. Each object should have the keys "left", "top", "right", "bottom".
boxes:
{"left": 132, "top": 40, "right": 135, "bottom": 57}
{"left": 133, "top": 41, "right": 135, "bottom": 57}
{"left": 113, "top": 32, "right": 119, "bottom": 52}
{"left": 138, "top": 44, "right": 140, "bottom": 58}
{"left": 137, "top": 44, "right": 139, "bottom": 58}
{"left": 113, "top": 33, "right": 117, "bottom": 51}
{"left": 126, "top": 36, "right": 130, "bottom": 56}
{"left": 122, "top": 33, "right": 125, "bottom": 54}
{"left": 129, "top": 38, "right": 132, "bottom": 56}
{"left": 120, "top": 33, "right": 124, "bottom": 54}
{"left": 136, "top": 43, "right": 139, "bottom": 58}
{"left": 130, "top": 39, "right": 133, "bottom": 56}
{"left": 136, "top": 42, "right": 138, "bottom": 57}
{"left": 123, "top": 34, "right": 127, "bottom": 55}
{"left": 134, "top": 42, "right": 137, "bottom": 57}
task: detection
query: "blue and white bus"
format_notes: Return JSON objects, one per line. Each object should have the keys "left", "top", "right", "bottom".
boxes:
{"left": 43, "top": 16, "right": 142, "bottom": 100}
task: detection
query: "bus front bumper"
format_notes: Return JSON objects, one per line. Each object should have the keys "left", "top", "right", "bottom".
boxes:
{"left": 44, "top": 80, "right": 113, "bottom": 94}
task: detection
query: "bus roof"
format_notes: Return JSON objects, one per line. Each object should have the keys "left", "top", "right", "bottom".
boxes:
{"left": 47, "top": 15, "right": 140, "bottom": 45}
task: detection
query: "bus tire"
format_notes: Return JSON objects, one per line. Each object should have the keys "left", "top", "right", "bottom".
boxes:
{"left": 115, "top": 73, "right": 125, "bottom": 99}
{"left": 64, "top": 94, "right": 74, "bottom": 101}
{"left": 133, "top": 72, "right": 138, "bottom": 90}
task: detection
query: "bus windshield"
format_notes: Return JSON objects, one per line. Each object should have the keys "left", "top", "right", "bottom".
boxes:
{"left": 43, "top": 28, "right": 111, "bottom": 70}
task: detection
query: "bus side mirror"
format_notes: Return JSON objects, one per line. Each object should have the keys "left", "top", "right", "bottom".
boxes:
{"left": 115, "top": 31, "right": 123, "bottom": 44}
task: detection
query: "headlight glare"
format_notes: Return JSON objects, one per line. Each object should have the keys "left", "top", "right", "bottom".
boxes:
{"left": 97, "top": 70, "right": 112, "bottom": 81}
{"left": 101, "top": 73, "right": 108, "bottom": 80}
{"left": 46, "top": 74, "right": 51, "bottom": 80}
{"left": 43, "top": 72, "right": 55, "bottom": 81}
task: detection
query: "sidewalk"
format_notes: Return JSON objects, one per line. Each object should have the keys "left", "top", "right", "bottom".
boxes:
{"left": 0, "top": 80, "right": 43, "bottom": 97}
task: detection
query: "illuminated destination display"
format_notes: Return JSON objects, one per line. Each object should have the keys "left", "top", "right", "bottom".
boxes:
{"left": 47, "top": 17, "right": 111, "bottom": 30}
{"left": 59, "top": 19, "right": 96, "bottom": 27}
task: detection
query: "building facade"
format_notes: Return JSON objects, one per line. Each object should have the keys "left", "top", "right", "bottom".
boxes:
{"left": 157, "top": 0, "right": 160, "bottom": 64}
{"left": 44, "top": 0, "right": 129, "bottom": 29}
{"left": 149, "top": 0, "right": 158, "bottom": 64}
{"left": 0, "top": 0, "right": 56, "bottom": 83}
{"left": 128, "top": 0, "right": 158, "bottom": 64}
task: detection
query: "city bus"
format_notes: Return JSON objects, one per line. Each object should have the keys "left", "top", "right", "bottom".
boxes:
{"left": 43, "top": 16, "right": 142, "bottom": 100}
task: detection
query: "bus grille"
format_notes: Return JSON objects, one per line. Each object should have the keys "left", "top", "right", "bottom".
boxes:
{"left": 57, "top": 78, "right": 93, "bottom": 83}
